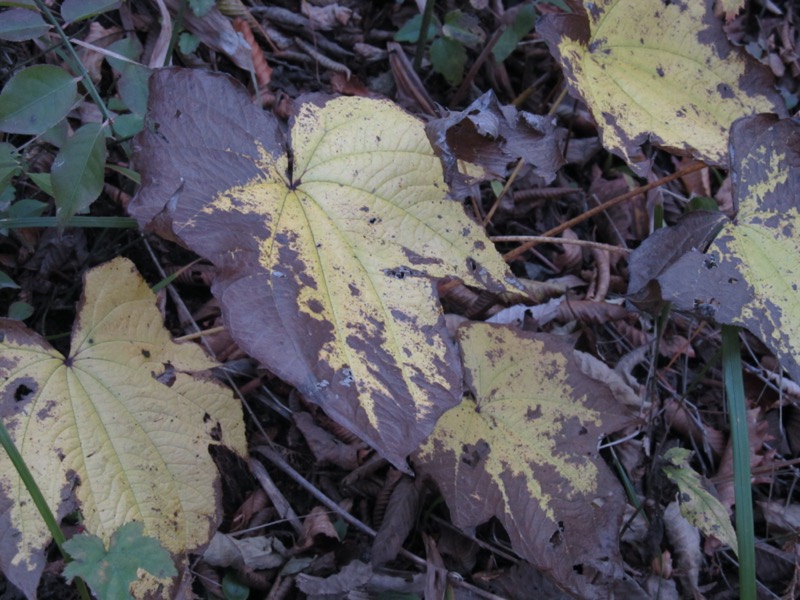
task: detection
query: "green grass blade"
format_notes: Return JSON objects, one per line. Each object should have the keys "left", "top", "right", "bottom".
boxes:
{"left": 0, "top": 419, "right": 91, "bottom": 600}
{"left": 0, "top": 216, "right": 138, "bottom": 229}
{"left": 721, "top": 325, "right": 756, "bottom": 599}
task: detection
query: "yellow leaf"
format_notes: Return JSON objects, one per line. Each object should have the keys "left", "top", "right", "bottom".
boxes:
{"left": 0, "top": 257, "right": 246, "bottom": 598}
{"left": 130, "top": 69, "right": 520, "bottom": 470}
{"left": 415, "top": 322, "right": 632, "bottom": 598}
{"left": 539, "top": 0, "right": 785, "bottom": 171}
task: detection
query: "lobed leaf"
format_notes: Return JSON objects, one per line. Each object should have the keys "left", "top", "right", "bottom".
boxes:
{"left": 130, "top": 68, "right": 519, "bottom": 471}
{"left": 0, "top": 257, "right": 247, "bottom": 599}
{"left": 538, "top": 0, "right": 785, "bottom": 172}
{"left": 414, "top": 322, "right": 632, "bottom": 598}
{"left": 63, "top": 522, "right": 177, "bottom": 600}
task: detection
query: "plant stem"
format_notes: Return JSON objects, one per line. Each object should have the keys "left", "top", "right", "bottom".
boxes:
{"left": 33, "top": 0, "right": 116, "bottom": 137}
{"left": 721, "top": 325, "right": 756, "bottom": 599}
{"left": 0, "top": 420, "right": 91, "bottom": 600}
{"left": 413, "top": 0, "right": 437, "bottom": 72}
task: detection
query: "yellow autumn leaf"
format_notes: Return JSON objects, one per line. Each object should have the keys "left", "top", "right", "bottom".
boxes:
{"left": 539, "top": 0, "right": 785, "bottom": 171}
{"left": 130, "top": 69, "right": 520, "bottom": 470}
{"left": 0, "top": 257, "right": 246, "bottom": 599}
{"left": 657, "top": 115, "right": 800, "bottom": 383}
{"left": 414, "top": 322, "right": 632, "bottom": 598}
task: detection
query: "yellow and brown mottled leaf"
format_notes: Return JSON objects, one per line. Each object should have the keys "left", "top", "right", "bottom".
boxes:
{"left": 538, "top": 0, "right": 785, "bottom": 172}
{"left": 0, "top": 258, "right": 246, "bottom": 599}
{"left": 130, "top": 69, "right": 520, "bottom": 470}
{"left": 414, "top": 322, "right": 632, "bottom": 598}
{"left": 657, "top": 115, "right": 800, "bottom": 383}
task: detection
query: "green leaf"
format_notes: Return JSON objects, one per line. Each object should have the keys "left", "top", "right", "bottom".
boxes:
{"left": 221, "top": 573, "right": 250, "bottom": 600}
{"left": 63, "top": 522, "right": 178, "bottom": 600}
{"left": 7, "top": 301, "right": 33, "bottom": 321}
{"left": 106, "top": 37, "right": 150, "bottom": 116}
{"left": 8, "top": 198, "right": 47, "bottom": 219}
{"left": 442, "top": 10, "right": 485, "bottom": 48}
{"left": 0, "top": 270, "right": 19, "bottom": 289}
{"left": 0, "top": 7, "right": 49, "bottom": 42}
{"left": 178, "top": 32, "right": 201, "bottom": 55}
{"left": 51, "top": 122, "right": 107, "bottom": 223}
{"left": 430, "top": 37, "right": 467, "bottom": 86}
{"left": 60, "top": 0, "right": 121, "bottom": 23}
{"left": 0, "top": 65, "right": 78, "bottom": 135}
{"left": 394, "top": 13, "right": 439, "bottom": 43}
{"left": 662, "top": 447, "right": 738, "bottom": 554}
{"left": 0, "top": 142, "right": 22, "bottom": 190}
{"left": 188, "top": 0, "right": 215, "bottom": 18}
{"left": 26, "top": 171, "right": 53, "bottom": 196}
{"left": 493, "top": 3, "right": 536, "bottom": 62}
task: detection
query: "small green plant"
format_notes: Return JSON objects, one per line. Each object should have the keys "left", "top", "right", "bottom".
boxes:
{"left": 394, "top": 2, "right": 538, "bottom": 86}
{"left": 0, "top": 0, "right": 146, "bottom": 307}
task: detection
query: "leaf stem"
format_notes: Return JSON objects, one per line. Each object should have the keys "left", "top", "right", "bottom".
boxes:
{"left": 413, "top": 0, "right": 437, "bottom": 72}
{"left": 0, "top": 420, "right": 91, "bottom": 600}
{"left": 721, "top": 325, "right": 756, "bottom": 599}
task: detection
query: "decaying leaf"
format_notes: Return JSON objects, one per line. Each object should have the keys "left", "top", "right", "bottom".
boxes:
{"left": 538, "top": 0, "right": 785, "bottom": 172}
{"left": 130, "top": 68, "right": 519, "bottom": 470}
{"left": 661, "top": 447, "right": 737, "bottom": 554}
{"left": 656, "top": 115, "right": 800, "bottom": 383}
{"left": 414, "top": 322, "right": 632, "bottom": 598}
{"left": 0, "top": 257, "right": 247, "bottom": 599}
{"left": 425, "top": 91, "right": 565, "bottom": 197}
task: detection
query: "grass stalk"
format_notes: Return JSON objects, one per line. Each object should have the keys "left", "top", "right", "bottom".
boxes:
{"left": 721, "top": 325, "right": 756, "bottom": 599}
{"left": 413, "top": 0, "right": 437, "bottom": 72}
{"left": 0, "top": 420, "right": 91, "bottom": 600}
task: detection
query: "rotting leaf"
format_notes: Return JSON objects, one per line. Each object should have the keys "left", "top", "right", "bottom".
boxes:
{"left": 130, "top": 68, "right": 520, "bottom": 471}
{"left": 0, "top": 257, "right": 247, "bottom": 599}
{"left": 414, "top": 322, "right": 632, "bottom": 598}
{"left": 538, "top": 0, "right": 786, "bottom": 172}
{"left": 425, "top": 91, "right": 565, "bottom": 198}
{"left": 656, "top": 115, "right": 800, "bottom": 383}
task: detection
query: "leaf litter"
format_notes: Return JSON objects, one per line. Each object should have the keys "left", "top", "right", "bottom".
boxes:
{"left": 2, "top": 1, "right": 800, "bottom": 599}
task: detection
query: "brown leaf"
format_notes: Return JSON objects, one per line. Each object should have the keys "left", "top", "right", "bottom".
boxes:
{"left": 425, "top": 91, "right": 566, "bottom": 198}
{"left": 371, "top": 475, "right": 420, "bottom": 566}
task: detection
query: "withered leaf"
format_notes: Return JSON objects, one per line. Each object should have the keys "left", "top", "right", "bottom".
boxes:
{"left": 414, "top": 322, "right": 632, "bottom": 598}
{"left": 130, "top": 68, "right": 519, "bottom": 471}
{"left": 425, "top": 91, "right": 565, "bottom": 198}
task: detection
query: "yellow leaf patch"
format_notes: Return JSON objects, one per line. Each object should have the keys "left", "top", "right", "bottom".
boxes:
{"left": 0, "top": 258, "right": 246, "bottom": 598}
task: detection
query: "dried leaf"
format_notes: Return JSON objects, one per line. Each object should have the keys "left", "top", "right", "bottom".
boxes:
{"left": 425, "top": 91, "right": 565, "bottom": 198}
{"left": 414, "top": 322, "right": 632, "bottom": 598}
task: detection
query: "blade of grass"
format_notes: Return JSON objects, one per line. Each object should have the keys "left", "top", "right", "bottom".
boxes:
{"left": 413, "top": 0, "right": 436, "bottom": 72}
{"left": 0, "top": 216, "right": 138, "bottom": 228}
{"left": 721, "top": 325, "right": 756, "bottom": 599}
{"left": 0, "top": 419, "right": 91, "bottom": 600}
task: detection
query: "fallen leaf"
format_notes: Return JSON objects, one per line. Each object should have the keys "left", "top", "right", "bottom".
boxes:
{"left": 130, "top": 68, "right": 519, "bottom": 470}
{"left": 538, "top": 0, "right": 786, "bottom": 171}
{"left": 0, "top": 257, "right": 246, "bottom": 599}
{"left": 661, "top": 447, "right": 737, "bottom": 554}
{"left": 414, "top": 322, "right": 632, "bottom": 598}
{"left": 656, "top": 115, "right": 800, "bottom": 383}
{"left": 425, "top": 91, "right": 565, "bottom": 198}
